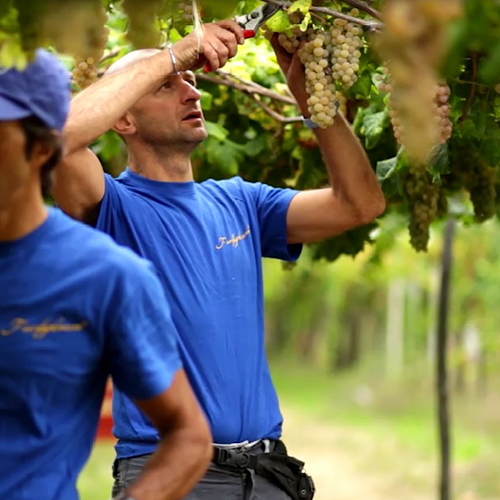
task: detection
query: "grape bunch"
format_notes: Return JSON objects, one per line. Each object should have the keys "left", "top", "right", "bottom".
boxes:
{"left": 450, "top": 145, "right": 497, "bottom": 222}
{"left": 122, "top": 0, "right": 164, "bottom": 49}
{"left": 164, "top": 0, "right": 197, "bottom": 35}
{"left": 71, "top": 3, "right": 109, "bottom": 90}
{"left": 403, "top": 170, "right": 440, "bottom": 252}
{"left": 299, "top": 30, "right": 338, "bottom": 129}
{"left": 277, "top": 28, "right": 303, "bottom": 54}
{"left": 329, "top": 13, "right": 363, "bottom": 89}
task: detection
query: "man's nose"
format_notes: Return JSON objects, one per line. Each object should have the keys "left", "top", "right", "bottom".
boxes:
{"left": 180, "top": 81, "right": 201, "bottom": 103}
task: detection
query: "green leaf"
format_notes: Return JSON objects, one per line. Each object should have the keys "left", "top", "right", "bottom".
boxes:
{"left": 348, "top": 70, "right": 372, "bottom": 100}
{"left": 205, "top": 121, "right": 229, "bottom": 141}
{"left": 376, "top": 156, "right": 398, "bottom": 182}
{"left": 206, "top": 138, "right": 244, "bottom": 176}
{"left": 266, "top": 10, "right": 291, "bottom": 33}
{"left": 429, "top": 144, "right": 450, "bottom": 176}
{"left": 288, "top": 0, "right": 312, "bottom": 15}
{"left": 363, "top": 109, "right": 390, "bottom": 150}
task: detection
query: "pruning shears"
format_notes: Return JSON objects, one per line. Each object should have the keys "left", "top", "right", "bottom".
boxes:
{"left": 204, "top": 3, "right": 280, "bottom": 72}
{"left": 235, "top": 3, "right": 281, "bottom": 39}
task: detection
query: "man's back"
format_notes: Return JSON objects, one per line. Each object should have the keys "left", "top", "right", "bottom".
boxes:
{"left": 0, "top": 208, "right": 181, "bottom": 499}
{"left": 96, "top": 169, "right": 302, "bottom": 456}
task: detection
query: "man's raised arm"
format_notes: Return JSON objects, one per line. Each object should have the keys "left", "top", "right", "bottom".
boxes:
{"left": 53, "top": 21, "right": 244, "bottom": 223}
{"left": 270, "top": 36, "right": 386, "bottom": 244}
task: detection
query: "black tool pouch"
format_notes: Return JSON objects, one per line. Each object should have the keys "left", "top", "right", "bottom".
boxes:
{"left": 253, "top": 444, "right": 315, "bottom": 500}
{"left": 213, "top": 441, "right": 315, "bottom": 500}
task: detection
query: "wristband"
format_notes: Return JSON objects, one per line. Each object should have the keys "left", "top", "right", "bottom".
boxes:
{"left": 167, "top": 45, "right": 179, "bottom": 74}
{"left": 113, "top": 494, "right": 137, "bottom": 500}
{"left": 302, "top": 117, "right": 320, "bottom": 129}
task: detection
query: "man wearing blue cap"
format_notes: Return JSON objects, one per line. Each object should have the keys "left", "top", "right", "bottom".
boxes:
{"left": 0, "top": 49, "right": 213, "bottom": 500}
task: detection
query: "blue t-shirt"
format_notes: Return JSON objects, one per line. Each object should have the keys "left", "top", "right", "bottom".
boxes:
{"left": 0, "top": 208, "right": 181, "bottom": 500}
{"left": 96, "top": 169, "right": 301, "bottom": 458}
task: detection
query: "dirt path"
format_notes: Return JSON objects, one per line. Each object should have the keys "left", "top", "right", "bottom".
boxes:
{"left": 281, "top": 406, "right": 437, "bottom": 500}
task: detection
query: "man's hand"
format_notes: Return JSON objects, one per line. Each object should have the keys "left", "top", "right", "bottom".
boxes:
{"left": 173, "top": 20, "right": 245, "bottom": 72}
{"left": 269, "top": 34, "right": 310, "bottom": 116}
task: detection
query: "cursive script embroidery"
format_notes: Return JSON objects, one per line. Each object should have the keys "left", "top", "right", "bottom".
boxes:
{"left": 1, "top": 318, "right": 88, "bottom": 340}
{"left": 215, "top": 226, "right": 251, "bottom": 250}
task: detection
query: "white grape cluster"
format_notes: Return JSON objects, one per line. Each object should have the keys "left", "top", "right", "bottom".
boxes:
{"left": 378, "top": 71, "right": 453, "bottom": 146}
{"left": 277, "top": 28, "right": 302, "bottom": 54}
{"left": 179, "top": 0, "right": 194, "bottom": 23}
{"left": 299, "top": 30, "right": 338, "bottom": 129}
{"left": 72, "top": 5, "right": 109, "bottom": 90}
{"left": 329, "top": 12, "right": 363, "bottom": 89}
{"left": 73, "top": 58, "right": 100, "bottom": 89}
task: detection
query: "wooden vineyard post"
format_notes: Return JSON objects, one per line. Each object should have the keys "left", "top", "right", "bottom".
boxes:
{"left": 436, "top": 219, "right": 455, "bottom": 500}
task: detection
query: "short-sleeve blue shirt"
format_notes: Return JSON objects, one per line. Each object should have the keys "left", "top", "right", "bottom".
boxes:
{"left": 96, "top": 169, "right": 302, "bottom": 458}
{"left": 0, "top": 208, "right": 181, "bottom": 499}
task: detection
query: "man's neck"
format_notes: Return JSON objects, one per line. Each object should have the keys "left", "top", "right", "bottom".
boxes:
{"left": 0, "top": 186, "right": 48, "bottom": 242}
{"left": 129, "top": 146, "right": 194, "bottom": 183}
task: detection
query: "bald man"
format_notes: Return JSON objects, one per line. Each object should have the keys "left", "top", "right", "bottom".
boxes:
{"left": 54, "top": 18, "right": 384, "bottom": 500}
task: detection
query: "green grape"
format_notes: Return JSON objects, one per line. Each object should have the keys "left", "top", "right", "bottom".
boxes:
{"left": 404, "top": 170, "right": 439, "bottom": 252}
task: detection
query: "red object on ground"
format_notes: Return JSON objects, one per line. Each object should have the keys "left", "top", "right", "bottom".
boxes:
{"left": 96, "top": 378, "right": 115, "bottom": 440}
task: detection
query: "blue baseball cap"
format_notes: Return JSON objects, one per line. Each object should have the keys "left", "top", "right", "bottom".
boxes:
{"left": 0, "top": 49, "right": 70, "bottom": 131}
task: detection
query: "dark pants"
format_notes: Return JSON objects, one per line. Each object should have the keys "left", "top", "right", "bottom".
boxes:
{"left": 111, "top": 441, "right": 292, "bottom": 500}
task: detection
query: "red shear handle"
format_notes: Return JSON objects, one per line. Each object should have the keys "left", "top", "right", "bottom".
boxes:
{"left": 204, "top": 29, "right": 256, "bottom": 73}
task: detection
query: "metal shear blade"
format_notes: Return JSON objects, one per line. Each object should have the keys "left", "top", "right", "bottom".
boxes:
{"left": 236, "top": 3, "right": 280, "bottom": 38}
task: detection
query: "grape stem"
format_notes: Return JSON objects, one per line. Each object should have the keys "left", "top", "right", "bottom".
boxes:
{"left": 458, "top": 53, "right": 477, "bottom": 124}
{"left": 260, "top": 0, "right": 384, "bottom": 30}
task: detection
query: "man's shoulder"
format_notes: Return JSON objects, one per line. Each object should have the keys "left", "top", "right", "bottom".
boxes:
{"left": 51, "top": 208, "right": 154, "bottom": 279}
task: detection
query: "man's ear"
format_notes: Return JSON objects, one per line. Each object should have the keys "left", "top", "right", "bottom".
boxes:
{"left": 113, "top": 111, "right": 137, "bottom": 137}
{"left": 29, "top": 131, "right": 60, "bottom": 170}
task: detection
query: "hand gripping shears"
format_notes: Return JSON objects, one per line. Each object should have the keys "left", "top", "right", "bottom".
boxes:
{"left": 204, "top": 3, "right": 280, "bottom": 72}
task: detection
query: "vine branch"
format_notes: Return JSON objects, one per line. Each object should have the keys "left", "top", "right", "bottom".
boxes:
{"left": 196, "top": 70, "right": 303, "bottom": 123}
{"left": 261, "top": 0, "right": 383, "bottom": 30}
{"left": 197, "top": 72, "right": 298, "bottom": 106}
{"left": 252, "top": 93, "right": 303, "bottom": 123}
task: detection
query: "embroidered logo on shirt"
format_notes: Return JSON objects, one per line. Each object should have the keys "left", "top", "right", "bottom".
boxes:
{"left": 1, "top": 318, "right": 88, "bottom": 340}
{"left": 215, "top": 226, "right": 251, "bottom": 250}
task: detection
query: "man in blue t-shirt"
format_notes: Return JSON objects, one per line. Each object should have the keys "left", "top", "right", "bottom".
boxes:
{"left": 54, "top": 20, "right": 386, "bottom": 500}
{"left": 0, "top": 50, "right": 214, "bottom": 500}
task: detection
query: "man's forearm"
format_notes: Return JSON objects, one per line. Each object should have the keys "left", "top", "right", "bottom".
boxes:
{"left": 64, "top": 50, "right": 174, "bottom": 156}
{"left": 124, "top": 427, "right": 212, "bottom": 500}
{"left": 315, "top": 113, "right": 386, "bottom": 216}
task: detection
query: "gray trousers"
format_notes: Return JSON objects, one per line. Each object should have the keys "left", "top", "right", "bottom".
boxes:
{"left": 111, "top": 442, "right": 293, "bottom": 500}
